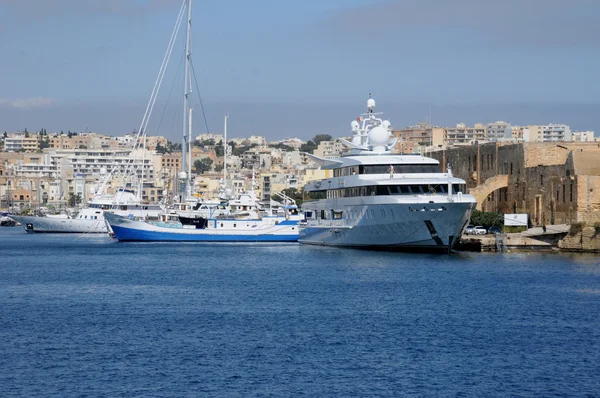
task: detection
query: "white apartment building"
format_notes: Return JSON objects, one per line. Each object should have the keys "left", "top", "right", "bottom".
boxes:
{"left": 444, "top": 123, "right": 486, "bottom": 145}
{"left": 247, "top": 135, "right": 267, "bottom": 146}
{"left": 572, "top": 131, "right": 595, "bottom": 142}
{"left": 48, "top": 148, "right": 158, "bottom": 181}
{"left": 195, "top": 133, "right": 224, "bottom": 143}
{"left": 486, "top": 121, "right": 513, "bottom": 142}
{"left": 280, "top": 137, "right": 305, "bottom": 149}
{"left": 4, "top": 136, "right": 39, "bottom": 152}
{"left": 526, "top": 124, "right": 572, "bottom": 142}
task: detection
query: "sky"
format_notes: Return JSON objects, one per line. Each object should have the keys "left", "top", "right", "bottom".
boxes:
{"left": 0, "top": 0, "right": 599, "bottom": 141}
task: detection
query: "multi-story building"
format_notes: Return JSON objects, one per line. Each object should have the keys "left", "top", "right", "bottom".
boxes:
{"left": 240, "top": 148, "right": 272, "bottom": 170}
{"left": 247, "top": 135, "right": 266, "bottom": 146}
{"left": 573, "top": 131, "right": 595, "bottom": 142}
{"left": 443, "top": 123, "right": 486, "bottom": 146}
{"left": 486, "top": 121, "right": 513, "bottom": 142}
{"left": 279, "top": 137, "right": 305, "bottom": 149}
{"left": 511, "top": 126, "right": 525, "bottom": 141}
{"left": 392, "top": 122, "right": 432, "bottom": 154}
{"left": 525, "top": 124, "right": 572, "bottom": 142}
{"left": 161, "top": 152, "right": 182, "bottom": 173}
{"left": 5, "top": 136, "right": 39, "bottom": 152}
{"left": 195, "top": 133, "right": 224, "bottom": 143}
{"left": 313, "top": 139, "right": 345, "bottom": 159}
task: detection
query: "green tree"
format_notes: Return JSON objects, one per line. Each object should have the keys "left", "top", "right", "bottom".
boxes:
{"left": 68, "top": 193, "right": 82, "bottom": 207}
{"left": 39, "top": 136, "right": 50, "bottom": 150}
{"left": 194, "top": 158, "right": 213, "bottom": 174}
{"left": 232, "top": 145, "right": 250, "bottom": 156}
{"left": 155, "top": 142, "right": 167, "bottom": 154}
{"left": 469, "top": 210, "right": 503, "bottom": 229}
{"left": 168, "top": 141, "right": 182, "bottom": 152}
{"left": 3, "top": 131, "right": 7, "bottom": 138}
{"left": 300, "top": 140, "right": 317, "bottom": 153}
{"left": 215, "top": 140, "right": 224, "bottom": 157}
{"left": 215, "top": 164, "right": 224, "bottom": 172}
{"left": 312, "top": 134, "right": 332, "bottom": 146}
{"left": 268, "top": 143, "right": 294, "bottom": 152}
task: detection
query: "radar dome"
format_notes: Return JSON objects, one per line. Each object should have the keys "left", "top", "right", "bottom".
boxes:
{"left": 225, "top": 188, "right": 233, "bottom": 197}
{"left": 367, "top": 98, "right": 376, "bottom": 109}
{"left": 351, "top": 120, "right": 360, "bottom": 131}
{"left": 100, "top": 167, "right": 107, "bottom": 175}
{"left": 368, "top": 126, "right": 390, "bottom": 151}
{"left": 89, "top": 187, "right": 96, "bottom": 195}
{"left": 179, "top": 172, "right": 187, "bottom": 180}
{"left": 382, "top": 120, "right": 391, "bottom": 130}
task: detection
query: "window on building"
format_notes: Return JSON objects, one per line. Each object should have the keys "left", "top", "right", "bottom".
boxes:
{"left": 540, "top": 174, "right": 544, "bottom": 186}
{"left": 570, "top": 184, "right": 573, "bottom": 202}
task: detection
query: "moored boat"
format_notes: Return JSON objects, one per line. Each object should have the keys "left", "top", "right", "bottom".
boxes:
{"left": 299, "top": 97, "right": 477, "bottom": 252}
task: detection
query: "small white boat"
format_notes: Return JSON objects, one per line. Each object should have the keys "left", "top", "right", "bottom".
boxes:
{"left": 10, "top": 189, "right": 163, "bottom": 234}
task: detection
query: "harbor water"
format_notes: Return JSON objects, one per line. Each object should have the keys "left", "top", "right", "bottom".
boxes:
{"left": 1, "top": 227, "right": 599, "bottom": 396}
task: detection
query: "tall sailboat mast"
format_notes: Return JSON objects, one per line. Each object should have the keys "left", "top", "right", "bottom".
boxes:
{"left": 223, "top": 115, "right": 228, "bottom": 182}
{"left": 181, "top": 0, "right": 193, "bottom": 200}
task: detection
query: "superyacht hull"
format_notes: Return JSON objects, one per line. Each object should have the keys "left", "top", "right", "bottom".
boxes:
{"left": 299, "top": 201, "right": 474, "bottom": 252}
{"left": 9, "top": 215, "right": 107, "bottom": 233}
{"left": 105, "top": 213, "right": 299, "bottom": 242}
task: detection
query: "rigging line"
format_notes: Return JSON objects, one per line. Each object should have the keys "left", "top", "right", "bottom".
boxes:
{"left": 189, "top": 58, "right": 211, "bottom": 134}
{"left": 155, "top": 50, "right": 186, "bottom": 136}
{"left": 110, "top": 0, "right": 186, "bottom": 206}
{"left": 137, "top": 0, "right": 186, "bottom": 137}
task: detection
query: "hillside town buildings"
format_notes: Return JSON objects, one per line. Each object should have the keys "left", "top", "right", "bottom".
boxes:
{"left": 1, "top": 121, "right": 598, "bottom": 227}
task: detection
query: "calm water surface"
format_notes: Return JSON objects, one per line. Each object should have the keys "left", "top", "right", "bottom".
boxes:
{"left": 1, "top": 227, "right": 599, "bottom": 397}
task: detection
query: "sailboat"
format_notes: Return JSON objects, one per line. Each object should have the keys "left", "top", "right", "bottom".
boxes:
{"left": 105, "top": 0, "right": 301, "bottom": 242}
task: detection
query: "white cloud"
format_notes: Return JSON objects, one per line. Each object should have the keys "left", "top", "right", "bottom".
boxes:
{"left": 0, "top": 97, "right": 58, "bottom": 109}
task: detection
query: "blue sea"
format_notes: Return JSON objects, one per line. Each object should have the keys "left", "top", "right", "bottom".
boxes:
{"left": 0, "top": 227, "right": 599, "bottom": 397}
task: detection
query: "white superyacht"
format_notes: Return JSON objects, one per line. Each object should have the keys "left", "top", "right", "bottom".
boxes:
{"left": 300, "top": 97, "right": 476, "bottom": 252}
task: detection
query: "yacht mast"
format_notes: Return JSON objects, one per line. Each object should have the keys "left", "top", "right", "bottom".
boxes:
{"left": 223, "top": 115, "right": 228, "bottom": 182}
{"left": 181, "top": 0, "right": 193, "bottom": 200}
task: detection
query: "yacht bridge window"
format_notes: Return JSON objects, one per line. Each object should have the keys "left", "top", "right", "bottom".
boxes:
{"left": 305, "top": 184, "right": 465, "bottom": 200}
{"left": 333, "top": 164, "right": 440, "bottom": 177}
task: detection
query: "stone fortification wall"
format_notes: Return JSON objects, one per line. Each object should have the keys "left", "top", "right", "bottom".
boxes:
{"left": 523, "top": 142, "right": 600, "bottom": 168}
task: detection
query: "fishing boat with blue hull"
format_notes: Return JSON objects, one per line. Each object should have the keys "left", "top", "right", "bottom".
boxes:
{"left": 105, "top": 212, "right": 299, "bottom": 242}
{"left": 105, "top": 186, "right": 302, "bottom": 242}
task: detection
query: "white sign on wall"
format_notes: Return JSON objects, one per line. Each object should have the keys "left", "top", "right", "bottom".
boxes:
{"left": 504, "top": 213, "right": 528, "bottom": 226}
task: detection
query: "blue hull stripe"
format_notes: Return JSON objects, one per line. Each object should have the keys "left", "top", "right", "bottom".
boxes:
{"left": 111, "top": 225, "right": 298, "bottom": 242}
